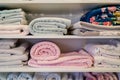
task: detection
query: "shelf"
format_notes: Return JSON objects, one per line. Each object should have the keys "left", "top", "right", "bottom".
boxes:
{"left": 0, "top": 35, "right": 119, "bottom": 39}
{"left": 0, "top": 66, "right": 120, "bottom": 72}
{"left": 0, "top": 0, "right": 120, "bottom": 3}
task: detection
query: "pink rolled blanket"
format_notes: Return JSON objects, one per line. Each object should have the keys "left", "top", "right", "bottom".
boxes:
{"left": 28, "top": 49, "right": 93, "bottom": 68}
{"left": 30, "top": 41, "right": 61, "bottom": 61}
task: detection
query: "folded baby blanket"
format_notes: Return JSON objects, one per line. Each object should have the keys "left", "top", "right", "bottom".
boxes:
{"left": 84, "top": 43, "right": 120, "bottom": 67}
{"left": 28, "top": 49, "right": 93, "bottom": 68}
{"left": 29, "top": 17, "right": 71, "bottom": 35}
{"left": 17, "top": 72, "right": 33, "bottom": 80}
{"left": 0, "top": 25, "right": 29, "bottom": 36}
{"left": 30, "top": 41, "right": 61, "bottom": 61}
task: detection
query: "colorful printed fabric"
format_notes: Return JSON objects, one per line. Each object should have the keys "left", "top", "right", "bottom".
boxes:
{"left": 80, "top": 6, "right": 120, "bottom": 26}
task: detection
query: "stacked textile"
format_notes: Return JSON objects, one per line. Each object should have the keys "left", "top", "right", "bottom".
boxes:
{"left": 70, "top": 6, "right": 120, "bottom": 36}
{"left": 0, "top": 8, "right": 29, "bottom": 35}
{"left": 84, "top": 40, "right": 120, "bottom": 67}
{"left": 28, "top": 41, "right": 93, "bottom": 68}
{"left": 0, "top": 39, "right": 29, "bottom": 67}
{"left": 29, "top": 17, "right": 71, "bottom": 35}
{"left": 84, "top": 72, "right": 118, "bottom": 80}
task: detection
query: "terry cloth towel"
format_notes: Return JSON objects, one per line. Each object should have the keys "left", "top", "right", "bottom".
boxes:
{"left": 0, "top": 42, "right": 29, "bottom": 55}
{"left": 61, "top": 73, "right": 68, "bottom": 80}
{"left": 0, "top": 25, "right": 29, "bottom": 36}
{"left": 28, "top": 49, "right": 93, "bottom": 68}
{"left": 29, "top": 17, "right": 71, "bottom": 35}
{"left": 7, "top": 72, "right": 19, "bottom": 80}
{"left": 30, "top": 41, "right": 61, "bottom": 61}
{"left": 17, "top": 72, "right": 33, "bottom": 80}
{"left": 0, "top": 39, "right": 17, "bottom": 49}
{"left": 72, "top": 73, "right": 83, "bottom": 80}
{"left": 0, "top": 8, "right": 27, "bottom": 25}
{"left": 118, "top": 73, "right": 120, "bottom": 80}
{"left": 0, "top": 72, "right": 8, "bottom": 80}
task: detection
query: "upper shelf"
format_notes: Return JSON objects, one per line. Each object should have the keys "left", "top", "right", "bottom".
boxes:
{"left": 1, "top": 0, "right": 120, "bottom": 3}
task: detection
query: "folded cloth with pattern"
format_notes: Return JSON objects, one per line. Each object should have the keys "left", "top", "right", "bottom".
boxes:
{"left": 29, "top": 17, "right": 71, "bottom": 35}
{"left": 70, "top": 6, "right": 120, "bottom": 36}
{"left": 84, "top": 41, "right": 120, "bottom": 67}
{"left": 28, "top": 41, "right": 93, "bottom": 68}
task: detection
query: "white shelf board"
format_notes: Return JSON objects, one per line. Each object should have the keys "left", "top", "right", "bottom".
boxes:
{"left": 0, "top": 66, "right": 120, "bottom": 72}
{"left": 0, "top": 35, "right": 119, "bottom": 39}
{"left": 0, "top": 0, "right": 120, "bottom": 3}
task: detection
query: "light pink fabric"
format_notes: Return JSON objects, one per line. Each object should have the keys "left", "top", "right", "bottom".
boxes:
{"left": 30, "top": 41, "right": 61, "bottom": 61}
{"left": 0, "top": 25, "right": 29, "bottom": 36}
{"left": 28, "top": 50, "right": 93, "bottom": 68}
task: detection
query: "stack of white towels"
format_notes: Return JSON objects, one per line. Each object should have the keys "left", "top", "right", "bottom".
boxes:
{"left": 0, "top": 8, "right": 29, "bottom": 36}
{"left": 0, "top": 39, "right": 29, "bottom": 67}
{"left": 84, "top": 40, "right": 120, "bottom": 67}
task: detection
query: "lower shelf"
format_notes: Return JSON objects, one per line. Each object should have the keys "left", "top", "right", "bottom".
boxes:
{"left": 0, "top": 66, "right": 120, "bottom": 72}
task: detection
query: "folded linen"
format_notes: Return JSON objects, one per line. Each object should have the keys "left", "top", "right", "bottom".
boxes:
{"left": 30, "top": 41, "right": 61, "bottom": 61}
{"left": 0, "top": 39, "right": 17, "bottom": 49}
{"left": 28, "top": 50, "right": 93, "bottom": 68}
{"left": 0, "top": 72, "right": 8, "bottom": 80}
{"left": 17, "top": 72, "right": 33, "bottom": 80}
{"left": 0, "top": 42, "right": 29, "bottom": 55}
{"left": 0, "top": 25, "right": 29, "bottom": 36}
{"left": 7, "top": 72, "right": 19, "bottom": 80}
{"left": 29, "top": 17, "right": 71, "bottom": 35}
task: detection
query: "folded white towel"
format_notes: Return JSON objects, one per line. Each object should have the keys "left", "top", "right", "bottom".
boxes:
{"left": 0, "top": 42, "right": 28, "bottom": 55}
{"left": 0, "top": 39, "right": 17, "bottom": 49}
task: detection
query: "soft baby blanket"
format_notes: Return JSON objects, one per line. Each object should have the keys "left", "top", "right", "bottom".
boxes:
{"left": 29, "top": 17, "right": 71, "bottom": 35}
{"left": 30, "top": 41, "right": 61, "bottom": 61}
{"left": 28, "top": 50, "right": 93, "bottom": 68}
{"left": 0, "top": 25, "right": 29, "bottom": 36}
{"left": 17, "top": 73, "right": 33, "bottom": 80}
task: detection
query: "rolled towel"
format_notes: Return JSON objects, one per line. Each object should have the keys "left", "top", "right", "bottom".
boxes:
{"left": 118, "top": 73, "right": 120, "bottom": 80}
{"left": 33, "top": 72, "right": 48, "bottom": 80}
{"left": 0, "top": 39, "right": 17, "bottom": 49}
{"left": 7, "top": 72, "right": 19, "bottom": 80}
{"left": 0, "top": 72, "right": 8, "bottom": 80}
{"left": 84, "top": 72, "right": 97, "bottom": 80}
{"left": 17, "top": 72, "right": 33, "bottom": 80}
{"left": 61, "top": 73, "right": 68, "bottom": 80}
{"left": 46, "top": 73, "right": 61, "bottom": 80}
{"left": 28, "top": 50, "right": 93, "bottom": 68}
{"left": 0, "top": 25, "right": 29, "bottom": 36}
{"left": 29, "top": 17, "right": 71, "bottom": 35}
{"left": 30, "top": 41, "right": 61, "bottom": 61}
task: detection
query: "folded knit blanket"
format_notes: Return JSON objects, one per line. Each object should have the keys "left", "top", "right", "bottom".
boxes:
{"left": 0, "top": 39, "right": 17, "bottom": 49}
{"left": 0, "top": 73, "right": 8, "bottom": 80}
{"left": 30, "top": 41, "right": 61, "bottom": 61}
{"left": 28, "top": 49, "right": 93, "bottom": 68}
{"left": 0, "top": 25, "right": 29, "bottom": 36}
{"left": 29, "top": 17, "right": 71, "bottom": 35}
{"left": 17, "top": 73, "right": 33, "bottom": 80}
